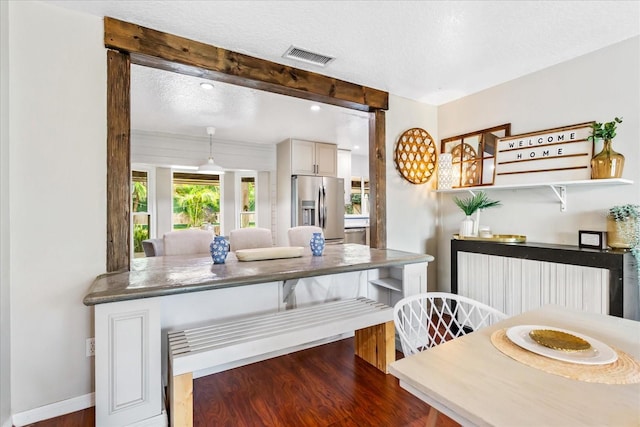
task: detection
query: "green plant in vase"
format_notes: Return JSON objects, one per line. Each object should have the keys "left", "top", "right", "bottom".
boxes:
{"left": 588, "top": 117, "right": 625, "bottom": 179}
{"left": 453, "top": 192, "right": 501, "bottom": 237}
{"left": 607, "top": 204, "right": 639, "bottom": 275}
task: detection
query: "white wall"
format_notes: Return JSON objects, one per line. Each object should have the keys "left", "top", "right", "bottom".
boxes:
{"left": 132, "top": 130, "right": 276, "bottom": 172}
{"left": 1, "top": 0, "right": 11, "bottom": 424}
{"left": 351, "top": 153, "right": 369, "bottom": 178}
{"left": 385, "top": 95, "right": 439, "bottom": 290}
{"left": 8, "top": 0, "right": 106, "bottom": 415}
{"left": 221, "top": 172, "right": 235, "bottom": 235}
{"left": 256, "top": 171, "right": 271, "bottom": 230}
{"left": 437, "top": 36, "right": 640, "bottom": 292}
{"left": 155, "top": 167, "right": 173, "bottom": 237}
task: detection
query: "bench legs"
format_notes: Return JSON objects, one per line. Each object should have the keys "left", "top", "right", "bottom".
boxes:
{"left": 354, "top": 320, "right": 395, "bottom": 373}
{"left": 170, "top": 371, "right": 193, "bottom": 427}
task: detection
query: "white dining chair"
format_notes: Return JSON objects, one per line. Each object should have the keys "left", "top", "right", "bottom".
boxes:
{"left": 163, "top": 229, "right": 214, "bottom": 256}
{"left": 229, "top": 227, "right": 273, "bottom": 251}
{"left": 393, "top": 292, "right": 507, "bottom": 357}
{"left": 287, "top": 226, "right": 323, "bottom": 247}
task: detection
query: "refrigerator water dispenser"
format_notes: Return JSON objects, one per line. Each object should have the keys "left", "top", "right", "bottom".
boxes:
{"left": 300, "top": 200, "right": 316, "bottom": 226}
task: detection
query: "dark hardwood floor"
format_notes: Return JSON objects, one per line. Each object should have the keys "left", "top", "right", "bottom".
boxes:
{"left": 25, "top": 338, "right": 458, "bottom": 427}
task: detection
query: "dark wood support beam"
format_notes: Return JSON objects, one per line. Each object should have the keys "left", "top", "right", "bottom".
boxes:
{"left": 369, "top": 109, "right": 386, "bottom": 249}
{"left": 104, "top": 17, "right": 388, "bottom": 111}
{"left": 106, "top": 49, "right": 131, "bottom": 272}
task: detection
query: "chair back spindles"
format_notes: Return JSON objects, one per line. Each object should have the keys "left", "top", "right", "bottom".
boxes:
{"left": 394, "top": 292, "right": 507, "bottom": 356}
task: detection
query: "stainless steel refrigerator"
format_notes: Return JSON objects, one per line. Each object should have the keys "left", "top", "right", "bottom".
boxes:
{"left": 291, "top": 175, "right": 345, "bottom": 243}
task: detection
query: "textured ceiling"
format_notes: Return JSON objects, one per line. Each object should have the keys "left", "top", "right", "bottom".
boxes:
{"left": 46, "top": 0, "right": 640, "bottom": 150}
{"left": 130, "top": 65, "right": 370, "bottom": 150}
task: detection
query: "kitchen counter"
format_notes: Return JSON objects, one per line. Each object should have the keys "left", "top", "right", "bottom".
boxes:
{"left": 344, "top": 215, "right": 369, "bottom": 228}
{"left": 90, "top": 243, "right": 434, "bottom": 425}
{"left": 84, "top": 243, "right": 432, "bottom": 305}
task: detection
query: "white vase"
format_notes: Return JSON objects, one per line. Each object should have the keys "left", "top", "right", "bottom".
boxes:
{"left": 459, "top": 215, "right": 475, "bottom": 237}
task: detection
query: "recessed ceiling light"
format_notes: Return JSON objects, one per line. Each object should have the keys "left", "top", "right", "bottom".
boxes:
{"left": 200, "top": 82, "right": 214, "bottom": 90}
{"left": 354, "top": 145, "right": 360, "bottom": 150}
{"left": 310, "top": 105, "right": 321, "bottom": 112}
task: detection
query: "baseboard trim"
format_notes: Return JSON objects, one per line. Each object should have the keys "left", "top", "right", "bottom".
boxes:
{"left": 12, "top": 393, "right": 94, "bottom": 426}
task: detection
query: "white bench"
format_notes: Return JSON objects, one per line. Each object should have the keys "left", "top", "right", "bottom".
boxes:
{"left": 167, "top": 297, "right": 395, "bottom": 426}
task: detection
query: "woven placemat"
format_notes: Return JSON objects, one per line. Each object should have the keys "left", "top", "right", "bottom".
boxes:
{"left": 491, "top": 329, "right": 640, "bottom": 384}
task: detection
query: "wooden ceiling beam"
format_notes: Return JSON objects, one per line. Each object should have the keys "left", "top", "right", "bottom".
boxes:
{"left": 104, "top": 17, "right": 388, "bottom": 112}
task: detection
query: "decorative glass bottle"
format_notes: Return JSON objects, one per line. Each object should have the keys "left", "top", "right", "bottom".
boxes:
{"left": 591, "top": 139, "right": 625, "bottom": 179}
{"left": 310, "top": 232, "right": 325, "bottom": 256}
{"left": 209, "top": 235, "right": 229, "bottom": 264}
{"left": 607, "top": 215, "right": 635, "bottom": 249}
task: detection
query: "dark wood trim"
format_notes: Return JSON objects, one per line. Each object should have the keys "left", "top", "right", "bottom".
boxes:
{"left": 106, "top": 50, "right": 131, "bottom": 272}
{"left": 369, "top": 109, "right": 386, "bottom": 249}
{"left": 104, "top": 17, "right": 388, "bottom": 111}
{"left": 496, "top": 165, "right": 589, "bottom": 175}
{"left": 451, "top": 239, "right": 637, "bottom": 318}
{"left": 498, "top": 121, "right": 593, "bottom": 142}
{"left": 105, "top": 18, "right": 389, "bottom": 268}
{"left": 440, "top": 123, "right": 511, "bottom": 144}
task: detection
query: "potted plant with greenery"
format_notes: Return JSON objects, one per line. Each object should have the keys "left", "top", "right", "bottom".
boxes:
{"left": 588, "top": 117, "right": 625, "bottom": 179}
{"left": 607, "top": 204, "right": 639, "bottom": 274}
{"left": 453, "top": 192, "right": 501, "bottom": 237}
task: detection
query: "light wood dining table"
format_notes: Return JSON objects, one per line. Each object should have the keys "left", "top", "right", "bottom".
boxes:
{"left": 389, "top": 305, "right": 640, "bottom": 426}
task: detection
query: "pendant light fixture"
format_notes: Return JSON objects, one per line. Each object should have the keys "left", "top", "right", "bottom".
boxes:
{"left": 198, "top": 126, "right": 225, "bottom": 174}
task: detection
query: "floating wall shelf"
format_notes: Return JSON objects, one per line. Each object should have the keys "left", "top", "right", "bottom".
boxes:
{"left": 435, "top": 178, "right": 634, "bottom": 212}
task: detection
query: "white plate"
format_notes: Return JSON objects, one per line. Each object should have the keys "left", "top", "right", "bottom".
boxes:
{"left": 506, "top": 325, "right": 618, "bottom": 365}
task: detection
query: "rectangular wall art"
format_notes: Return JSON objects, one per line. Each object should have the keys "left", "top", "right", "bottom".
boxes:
{"left": 494, "top": 122, "right": 593, "bottom": 185}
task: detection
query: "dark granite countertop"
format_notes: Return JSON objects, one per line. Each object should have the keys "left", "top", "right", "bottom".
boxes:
{"left": 84, "top": 244, "right": 434, "bottom": 305}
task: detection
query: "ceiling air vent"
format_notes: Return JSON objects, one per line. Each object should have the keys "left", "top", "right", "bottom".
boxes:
{"left": 282, "top": 45, "right": 335, "bottom": 67}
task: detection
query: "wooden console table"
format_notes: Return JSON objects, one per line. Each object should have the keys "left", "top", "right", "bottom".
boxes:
{"left": 451, "top": 239, "right": 638, "bottom": 319}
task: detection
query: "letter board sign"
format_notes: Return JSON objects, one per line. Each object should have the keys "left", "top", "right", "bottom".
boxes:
{"left": 494, "top": 122, "right": 593, "bottom": 185}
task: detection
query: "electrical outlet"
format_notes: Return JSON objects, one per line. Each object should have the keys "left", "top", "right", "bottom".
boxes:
{"left": 86, "top": 338, "right": 95, "bottom": 357}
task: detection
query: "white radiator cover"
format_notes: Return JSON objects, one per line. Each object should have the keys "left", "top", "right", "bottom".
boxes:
{"left": 457, "top": 252, "right": 609, "bottom": 316}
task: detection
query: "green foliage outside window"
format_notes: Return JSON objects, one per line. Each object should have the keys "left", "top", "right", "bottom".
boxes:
{"left": 246, "top": 182, "right": 255, "bottom": 211}
{"left": 132, "top": 181, "right": 148, "bottom": 212}
{"left": 133, "top": 224, "right": 148, "bottom": 253}
{"left": 173, "top": 184, "right": 220, "bottom": 227}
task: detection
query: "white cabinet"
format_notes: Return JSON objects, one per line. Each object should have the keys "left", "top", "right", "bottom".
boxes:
{"left": 451, "top": 239, "right": 636, "bottom": 319}
{"left": 367, "top": 262, "right": 429, "bottom": 309}
{"left": 367, "top": 262, "right": 430, "bottom": 351}
{"left": 457, "top": 252, "right": 609, "bottom": 317}
{"left": 290, "top": 139, "right": 337, "bottom": 177}
{"left": 276, "top": 138, "right": 337, "bottom": 245}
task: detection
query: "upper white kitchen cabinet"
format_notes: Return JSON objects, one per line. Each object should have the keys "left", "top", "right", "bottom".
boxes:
{"left": 285, "top": 139, "right": 337, "bottom": 177}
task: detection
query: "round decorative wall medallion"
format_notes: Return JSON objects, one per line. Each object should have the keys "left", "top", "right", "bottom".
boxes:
{"left": 394, "top": 128, "right": 437, "bottom": 184}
